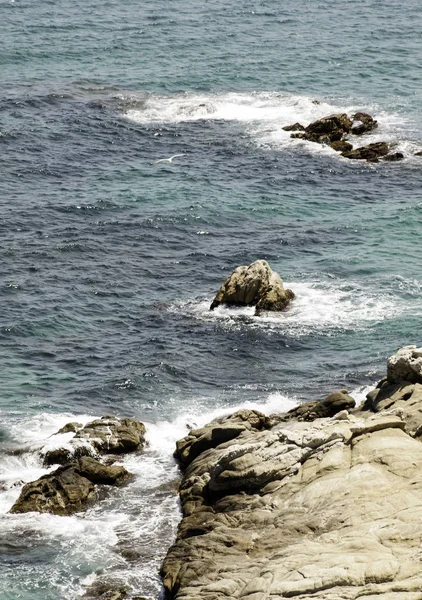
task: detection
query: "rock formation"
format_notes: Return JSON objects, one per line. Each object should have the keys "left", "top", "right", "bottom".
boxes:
{"left": 10, "top": 456, "right": 132, "bottom": 515}
{"left": 161, "top": 346, "right": 422, "bottom": 600}
{"left": 43, "top": 415, "right": 146, "bottom": 466}
{"left": 284, "top": 111, "right": 404, "bottom": 163}
{"left": 210, "top": 260, "right": 295, "bottom": 315}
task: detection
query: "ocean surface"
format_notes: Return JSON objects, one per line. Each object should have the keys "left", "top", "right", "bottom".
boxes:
{"left": 1, "top": 0, "right": 422, "bottom": 598}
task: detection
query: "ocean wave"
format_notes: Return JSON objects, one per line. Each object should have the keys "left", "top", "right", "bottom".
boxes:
{"left": 169, "top": 279, "right": 397, "bottom": 336}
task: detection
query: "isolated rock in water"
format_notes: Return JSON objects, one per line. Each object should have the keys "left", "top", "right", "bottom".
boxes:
{"left": 282, "top": 122, "right": 305, "bottom": 131}
{"left": 305, "top": 113, "right": 352, "bottom": 141}
{"left": 43, "top": 416, "right": 146, "bottom": 466}
{"left": 210, "top": 260, "right": 295, "bottom": 315}
{"left": 383, "top": 151, "right": 404, "bottom": 162}
{"left": 351, "top": 111, "right": 378, "bottom": 135}
{"left": 342, "top": 141, "right": 389, "bottom": 162}
{"left": 330, "top": 140, "right": 353, "bottom": 152}
{"left": 161, "top": 349, "right": 422, "bottom": 600}
{"left": 415, "top": 150, "right": 422, "bottom": 156}
{"left": 10, "top": 457, "right": 131, "bottom": 515}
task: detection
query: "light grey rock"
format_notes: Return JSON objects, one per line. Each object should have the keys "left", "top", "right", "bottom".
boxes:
{"left": 210, "top": 260, "right": 295, "bottom": 315}
{"left": 162, "top": 348, "right": 422, "bottom": 600}
{"left": 387, "top": 345, "right": 422, "bottom": 384}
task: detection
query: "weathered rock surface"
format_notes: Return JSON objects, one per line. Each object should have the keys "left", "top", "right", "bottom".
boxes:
{"left": 162, "top": 347, "right": 422, "bottom": 600}
{"left": 330, "top": 140, "right": 353, "bottom": 152}
{"left": 10, "top": 456, "right": 132, "bottom": 515}
{"left": 210, "top": 260, "right": 295, "bottom": 315}
{"left": 286, "top": 111, "right": 403, "bottom": 163}
{"left": 342, "top": 141, "right": 390, "bottom": 162}
{"left": 43, "top": 416, "right": 146, "bottom": 466}
{"left": 351, "top": 111, "right": 378, "bottom": 135}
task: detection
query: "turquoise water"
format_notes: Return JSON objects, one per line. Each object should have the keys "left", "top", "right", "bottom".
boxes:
{"left": 1, "top": 1, "right": 422, "bottom": 598}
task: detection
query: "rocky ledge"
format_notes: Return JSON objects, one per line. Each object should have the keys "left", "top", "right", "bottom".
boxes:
{"left": 210, "top": 260, "right": 295, "bottom": 315}
{"left": 162, "top": 345, "right": 422, "bottom": 600}
{"left": 284, "top": 112, "right": 405, "bottom": 163}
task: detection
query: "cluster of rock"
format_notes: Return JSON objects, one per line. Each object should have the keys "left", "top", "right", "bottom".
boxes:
{"left": 284, "top": 112, "right": 405, "bottom": 162}
{"left": 10, "top": 416, "right": 146, "bottom": 515}
{"left": 161, "top": 345, "right": 422, "bottom": 600}
{"left": 210, "top": 260, "right": 294, "bottom": 315}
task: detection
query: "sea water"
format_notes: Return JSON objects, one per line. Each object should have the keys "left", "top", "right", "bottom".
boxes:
{"left": 1, "top": 0, "right": 422, "bottom": 598}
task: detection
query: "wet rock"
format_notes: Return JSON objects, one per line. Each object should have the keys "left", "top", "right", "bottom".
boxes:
{"left": 305, "top": 113, "right": 352, "bottom": 140}
{"left": 415, "top": 150, "right": 422, "bottom": 156}
{"left": 330, "top": 140, "right": 353, "bottom": 152}
{"left": 43, "top": 416, "right": 146, "bottom": 466}
{"left": 210, "top": 260, "right": 295, "bottom": 315}
{"left": 351, "top": 111, "right": 378, "bottom": 135}
{"left": 57, "top": 422, "right": 83, "bottom": 434}
{"left": 342, "top": 141, "right": 389, "bottom": 162}
{"left": 383, "top": 151, "right": 404, "bottom": 162}
{"left": 282, "top": 122, "right": 305, "bottom": 132}
{"left": 83, "top": 580, "right": 128, "bottom": 600}
{"left": 10, "top": 457, "right": 131, "bottom": 515}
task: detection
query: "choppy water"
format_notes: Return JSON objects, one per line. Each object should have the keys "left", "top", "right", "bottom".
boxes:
{"left": 1, "top": 0, "right": 422, "bottom": 598}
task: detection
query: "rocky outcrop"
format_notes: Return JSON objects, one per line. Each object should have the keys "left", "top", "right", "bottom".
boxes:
{"left": 210, "top": 260, "right": 295, "bottom": 315}
{"left": 284, "top": 111, "right": 404, "bottom": 163}
{"left": 161, "top": 347, "right": 422, "bottom": 600}
{"left": 10, "top": 456, "right": 132, "bottom": 515}
{"left": 342, "top": 141, "right": 390, "bottom": 162}
{"left": 43, "top": 416, "right": 146, "bottom": 466}
{"left": 351, "top": 112, "right": 378, "bottom": 135}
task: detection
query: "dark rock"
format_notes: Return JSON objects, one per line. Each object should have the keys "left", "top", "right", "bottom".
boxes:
{"left": 351, "top": 112, "right": 378, "bottom": 135}
{"left": 76, "top": 456, "right": 131, "bottom": 485}
{"left": 10, "top": 457, "right": 132, "bottom": 515}
{"left": 210, "top": 260, "right": 294, "bottom": 315}
{"left": 415, "top": 151, "right": 422, "bottom": 156}
{"left": 282, "top": 122, "right": 305, "bottom": 132}
{"left": 284, "top": 390, "right": 356, "bottom": 422}
{"left": 305, "top": 113, "right": 352, "bottom": 139}
{"left": 330, "top": 140, "right": 353, "bottom": 152}
{"left": 342, "top": 142, "right": 389, "bottom": 162}
{"left": 383, "top": 152, "right": 404, "bottom": 162}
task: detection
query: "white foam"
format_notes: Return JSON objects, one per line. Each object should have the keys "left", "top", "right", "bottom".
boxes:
{"left": 170, "top": 279, "right": 397, "bottom": 336}
{"left": 122, "top": 90, "right": 419, "bottom": 160}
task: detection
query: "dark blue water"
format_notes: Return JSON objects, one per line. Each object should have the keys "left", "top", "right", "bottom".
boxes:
{"left": 1, "top": 0, "right": 422, "bottom": 598}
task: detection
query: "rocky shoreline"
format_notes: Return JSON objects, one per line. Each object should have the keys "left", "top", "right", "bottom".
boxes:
{"left": 161, "top": 346, "right": 422, "bottom": 600}
{"left": 9, "top": 347, "right": 422, "bottom": 599}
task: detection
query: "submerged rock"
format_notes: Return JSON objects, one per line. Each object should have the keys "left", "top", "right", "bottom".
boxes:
{"left": 161, "top": 347, "right": 422, "bottom": 600}
{"left": 10, "top": 457, "right": 131, "bottom": 515}
{"left": 210, "top": 260, "right": 295, "bottom": 315}
{"left": 43, "top": 416, "right": 146, "bottom": 466}
{"left": 383, "top": 151, "right": 404, "bottom": 162}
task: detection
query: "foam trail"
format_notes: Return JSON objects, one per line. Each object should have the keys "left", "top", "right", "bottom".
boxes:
{"left": 170, "top": 279, "right": 398, "bottom": 337}
{"left": 122, "top": 90, "right": 420, "bottom": 159}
